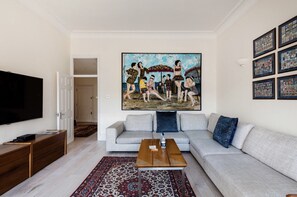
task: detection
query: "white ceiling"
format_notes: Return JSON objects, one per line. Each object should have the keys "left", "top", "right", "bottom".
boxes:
{"left": 18, "top": 0, "right": 251, "bottom": 33}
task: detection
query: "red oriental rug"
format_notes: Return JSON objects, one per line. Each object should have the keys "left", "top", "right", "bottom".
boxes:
{"left": 71, "top": 156, "right": 196, "bottom": 197}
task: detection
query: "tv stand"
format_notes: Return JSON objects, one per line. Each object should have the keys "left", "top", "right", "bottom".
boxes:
{"left": 5, "top": 130, "right": 67, "bottom": 176}
{"left": 0, "top": 130, "right": 67, "bottom": 195}
{"left": 0, "top": 144, "right": 30, "bottom": 195}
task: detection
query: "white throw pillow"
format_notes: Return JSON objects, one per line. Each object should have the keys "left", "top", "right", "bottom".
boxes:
{"left": 232, "top": 122, "right": 254, "bottom": 149}
{"left": 180, "top": 113, "right": 207, "bottom": 131}
{"left": 125, "top": 114, "right": 153, "bottom": 132}
{"left": 207, "top": 113, "right": 221, "bottom": 133}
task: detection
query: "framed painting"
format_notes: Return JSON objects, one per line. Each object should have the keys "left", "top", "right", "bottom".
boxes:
{"left": 253, "top": 28, "right": 276, "bottom": 58}
{"left": 278, "top": 74, "right": 297, "bottom": 100}
{"left": 253, "top": 53, "right": 275, "bottom": 78}
{"left": 122, "top": 53, "right": 202, "bottom": 111}
{"left": 278, "top": 44, "right": 297, "bottom": 73}
{"left": 253, "top": 78, "right": 275, "bottom": 99}
{"left": 278, "top": 15, "right": 297, "bottom": 48}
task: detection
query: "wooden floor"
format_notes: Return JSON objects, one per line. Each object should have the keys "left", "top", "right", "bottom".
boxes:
{"left": 4, "top": 134, "right": 222, "bottom": 197}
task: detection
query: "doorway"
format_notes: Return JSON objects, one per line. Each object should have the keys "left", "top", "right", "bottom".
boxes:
{"left": 72, "top": 58, "right": 99, "bottom": 139}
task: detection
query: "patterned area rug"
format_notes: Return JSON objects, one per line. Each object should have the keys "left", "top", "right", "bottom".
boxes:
{"left": 74, "top": 125, "right": 97, "bottom": 137}
{"left": 71, "top": 156, "right": 196, "bottom": 197}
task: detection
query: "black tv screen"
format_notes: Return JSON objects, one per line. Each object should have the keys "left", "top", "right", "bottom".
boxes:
{"left": 0, "top": 71, "right": 43, "bottom": 125}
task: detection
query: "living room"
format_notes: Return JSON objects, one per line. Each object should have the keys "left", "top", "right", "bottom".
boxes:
{"left": 0, "top": 0, "right": 296, "bottom": 196}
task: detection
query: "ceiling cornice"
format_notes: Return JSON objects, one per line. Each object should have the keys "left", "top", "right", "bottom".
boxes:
{"left": 71, "top": 30, "right": 217, "bottom": 39}
{"left": 216, "top": 0, "right": 258, "bottom": 35}
{"left": 17, "top": 0, "right": 70, "bottom": 35}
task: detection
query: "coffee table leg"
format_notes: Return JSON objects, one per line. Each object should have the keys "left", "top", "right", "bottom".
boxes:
{"left": 182, "top": 169, "right": 185, "bottom": 196}
{"left": 138, "top": 169, "right": 142, "bottom": 197}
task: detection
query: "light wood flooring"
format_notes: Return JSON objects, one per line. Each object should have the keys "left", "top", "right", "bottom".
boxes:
{"left": 4, "top": 134, "right": 222, "bottom": 197}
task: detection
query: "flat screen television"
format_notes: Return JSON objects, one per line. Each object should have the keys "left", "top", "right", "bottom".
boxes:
{"left": 0, "top": 70, "right": 43, "bottom": 125}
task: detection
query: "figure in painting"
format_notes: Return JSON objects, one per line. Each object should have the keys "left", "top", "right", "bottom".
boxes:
{"left": 138, "top": 61, "right": 148, "bottom": 80}
{"left": 186, "top": 77, "right": 199, "bottom": 106}
{"left": 165, "top": 74, "right": 172, "bottom": 101}
{"left": 124, "top": 62, "right": 138, "bottom": 100}
{"left": 173, "top": 60, "right": 184, "bottom": 101}
{"left": 139, "top": 76, "right": 149, "bottom": 102}
{"left": 180, "top": 81, "right": 191, "bottom": 102}
{"left": 157, "top": 75, "right": 166, "bottom": 94}
{"left": 147, "top": 75, "right": 166, "bottom": 101}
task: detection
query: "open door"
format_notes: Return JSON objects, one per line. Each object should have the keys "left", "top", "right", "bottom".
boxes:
{"left": 57, "top": 72, "right": 74, "bottom": 143}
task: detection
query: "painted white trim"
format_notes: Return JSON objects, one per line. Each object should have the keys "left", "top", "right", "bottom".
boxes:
{"left": 72, "top": 75, "right": 98, "bottom": 78}
{"left": 71, "top": 31, "right": 217, "bottom": 39}
{"left": 71, "top": 55, "right": 102, "bottom": 140}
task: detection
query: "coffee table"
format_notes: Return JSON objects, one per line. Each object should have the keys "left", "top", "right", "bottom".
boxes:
{"left": 136, "top": 139, "right": 187, "bottom": 196}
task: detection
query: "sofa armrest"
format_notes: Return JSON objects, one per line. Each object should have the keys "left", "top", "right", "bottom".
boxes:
{"left": 106, "top": 121, "right": 125, "bottom": 151}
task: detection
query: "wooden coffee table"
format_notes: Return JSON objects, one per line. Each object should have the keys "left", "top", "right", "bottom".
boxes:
{"left": 136, "top": 139, "right": 187, "bottom": 196}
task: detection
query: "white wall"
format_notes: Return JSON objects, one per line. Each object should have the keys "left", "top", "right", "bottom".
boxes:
{"left": 217, "top": 0, "right": 297, "bottom": 136}
{"left": 71, "top": 33, "right": 217, "bottom": 140}
{"left": 0, "top": 1, "right": 70, "bottom": 143}
{"left": 74, "top": 78, "right": 98, "bottom": 122}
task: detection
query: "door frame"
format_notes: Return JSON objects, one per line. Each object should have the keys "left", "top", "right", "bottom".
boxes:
{"left": 71, "top": 54, "right": 100, "bottom": 140}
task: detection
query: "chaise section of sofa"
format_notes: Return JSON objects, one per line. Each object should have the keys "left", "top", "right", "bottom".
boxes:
{"left": 204, "top": 153, "right": 297, "bottom": 197}
{"left": 202, "top": 127, "right": 297, "bottom": 197}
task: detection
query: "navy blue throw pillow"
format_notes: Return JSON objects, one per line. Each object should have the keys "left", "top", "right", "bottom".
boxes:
{"left": 156, "top": 111, "right": 178, "bottom": 133}
{"left": 213, "top": 116, "right": 238, "bottom": 148}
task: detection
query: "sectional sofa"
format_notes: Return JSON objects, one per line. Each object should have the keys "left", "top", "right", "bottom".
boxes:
{"left": 106, "top": 113, "right": 297, "bottom": 197}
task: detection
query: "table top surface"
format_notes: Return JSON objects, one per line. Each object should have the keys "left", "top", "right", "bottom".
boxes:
{"left": 0, "top": 144, "right": 30, "bottom": 155}
{"left": 136, "top": 139, "right": 187, "bottom": 168}
{"left": 4, "top": 130, "right": 66, "bottom": 145}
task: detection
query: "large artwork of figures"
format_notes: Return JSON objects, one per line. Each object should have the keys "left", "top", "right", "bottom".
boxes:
{"left": 278, "top": 44, "right": 297, "bottom": 73}
{"left": 253, "top": 78, "right": 275, "bottom": 99}
{"left": 122, "top": 53, "right": 202, "bottom": 111}
{"left": 278, "top": 75, "right": 297, "bottom": 100}
{"left": 253, "top": 28, "right": 276, "bottom": 58}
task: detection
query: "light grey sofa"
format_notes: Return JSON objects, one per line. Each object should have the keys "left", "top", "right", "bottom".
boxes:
{"left": 106, "top": 113, "right": 190, "bottom": 152}
{"left": 106, "top": 113, "right": 297, "bottom": 196}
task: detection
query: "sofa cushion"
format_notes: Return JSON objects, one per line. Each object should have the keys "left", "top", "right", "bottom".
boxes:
{"left": 204, "top": 154, "right": 297, "bottom": 197}
{"left": 152, "top": 132, "right": 189, "bottom": 144}
{"left": 243, "top": 127, "right": 297, "bottom": 182}
{"left": 184, "top": 130, "right": 212, "bottom": 142}
{"left": 213, "top": 116, "right": 238, "bottom": 148}
{"left": 154, "top": 112, "right": 180, "bottom": 132}
{"left": 191, "top": 139, "right": 242, "bottom": 158}
{"left": 180, "top": 113, "right": 208, "bottom": 131}
{"left": 117, "top": 131, "right": 152, "bottom": 144}
{"left": 231, "top": 122, "right": 254, "bottom": 149}
{"left": 207, "top": 113, "right": 220, "bottom": 133}
{"left": 125, "top": 114, "right": 153, "bottom": 132}
{"left": 156, "top": 111, "right": 178, "bottom": 133}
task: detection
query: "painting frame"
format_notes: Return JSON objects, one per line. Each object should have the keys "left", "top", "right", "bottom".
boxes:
{"left": 253, "top": 78, "right": 275, "bottom": 100}
{"left": 121, "top": 53, "right": 202, "bottom": 111}
{"left": 253, "top": 28, "right": 276, "bottom": 58}
{"left": 277, "top": 74, "right": 297, "bottom": 100}
{"left": 253, "top": 53, "right": 275, "bottom": 78}
{"left": 278, "top": 15, "right": 297, "bottom": 48}
{"left": 278, "top": 44, "right": 297, "bottom": 74}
